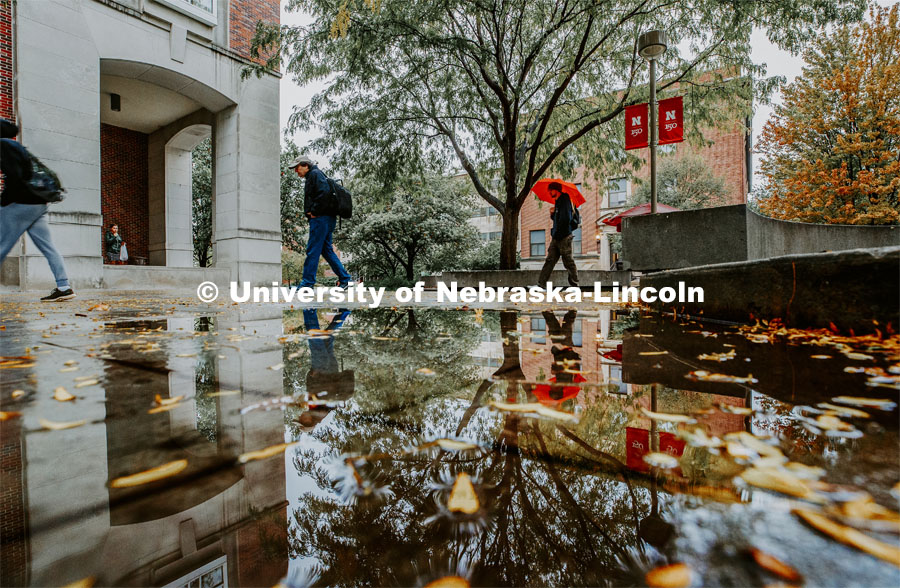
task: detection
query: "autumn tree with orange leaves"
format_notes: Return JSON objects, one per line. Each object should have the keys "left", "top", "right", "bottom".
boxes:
{"left": 757, "top": 4, "right": 899, "bottom": 225}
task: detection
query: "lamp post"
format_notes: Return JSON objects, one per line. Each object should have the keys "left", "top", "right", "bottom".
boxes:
{"left": 638, "top": 30, "right": 668, "bottom": 214}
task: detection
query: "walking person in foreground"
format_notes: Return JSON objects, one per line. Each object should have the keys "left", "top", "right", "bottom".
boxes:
{"left": 289, "top": 154, "right": 354, "bottom": 288}
{"left": 536, "top": 182, "right": 579, "bottom": 288}
{"left": 0, "top": 118, "right": 75, "bottom": 301}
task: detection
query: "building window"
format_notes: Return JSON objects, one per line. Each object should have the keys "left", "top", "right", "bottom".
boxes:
{"left": 479, "top": 231, "right": 501, "bottom": 242}
{"left": 608, "top": 177, "right": 628, "bottom": 208}
{"left": 571, "top": 227, "right": 582, "bottom": 254}
{"left": 165, "top": 555, "right": 227, "bottom": 588}
{"left": 471, "top": 206, "right": 498, "bottom": 218}
{"left": 530, "top": 230, "right": 545, "bottom": 257}
{"left": 572, "top": 319, "right": 583, "bottom": 347}
{"left": 154, "top": 0, "right": 217, "bottom": 25}
{"left": 530, "top": 317, "right": 546, "bottom": 344}
{"left": 609, "top": 365, "right": 628, "bottom": 394}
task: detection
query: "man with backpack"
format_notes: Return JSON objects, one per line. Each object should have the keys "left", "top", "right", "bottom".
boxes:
{"left": 0, "top": 118, "right": 75, "bottom": 301}
{"left": 536, "top": 182, "right": 579, "bottom": 288}
{"left": 288, "top": 154, "right": 354, "bottom": 288}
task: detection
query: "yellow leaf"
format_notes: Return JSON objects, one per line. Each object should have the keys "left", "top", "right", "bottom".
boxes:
{"left": 794, "top": 508, "right": 900, "bottom": 567}
{"left": 644, "top": 452, "right": 680, "bottom": 469}
{"left": 53, "top": 387, "right": 76, "bottom": 402}
{"left": 154, "top": 394, "right": 184, "bottom": 406}
{"left": 447, "top": 472, "right": 479, "bottom": 514}
{"left": 238, "top": 442, "right": 298, "bottom": 464}
{"left": 110, "top": 459, "right": 188, "bottom": 488}
{"left": 74, "top": 379, "right": 100, "bottom": 389}
{"left": 268, "top": 362, "right": 285, "bottom": 371}
{"left": 817, "top": 403, "right": 870, "bottom": 418}
{"left": 61, "top": 576, "right": 96, "bottom": 588}
{"left": 1, "top": 411, "right": 23, "bottom": 421}
{"left": 416, "top": 367, "right": 436, "bottom": 376}
{"left": 39, "top": 418, "right": 87, "bottom": 430}
{"left": 646, "top": 563, "right": 692, "bottom": 588}
{"left": 11, "top": 390, "right": 25, "bottom": 399}
{"left": 641, "top": 407, "right": 695, "bottom": 423}
{"left": 832, "top": 396, "right": 897, "bottom": 410}
{"left": 639, "top": 351, "right": 669, "bottom": 356}
{"left": 435, "top": 439, "right": 477, "bottom": 451}
{"left": 748, "top": 548, "right": 803, "bottom": 582}
{"left": 740, "top": 467, "right": 824, "bottom": 503}
{"left": 424, "top": 576, "right": 469, "bottom": 588}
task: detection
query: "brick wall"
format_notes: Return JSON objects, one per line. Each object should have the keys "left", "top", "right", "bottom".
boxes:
{"left": 229, "top": 0, "right": 279, "bottom": 65}
{"left": 0, "top": 0, "right": 12, "bottom": 122}
{"left": 1, "top": 418, "right": 28, "bottom": 587}
{"left": 101, "top": 124, "right": 149, "bottom": 262}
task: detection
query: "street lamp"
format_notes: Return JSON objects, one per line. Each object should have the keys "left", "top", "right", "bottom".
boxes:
{"left": 638, "top": 30, "right": 668, "bottom": 214}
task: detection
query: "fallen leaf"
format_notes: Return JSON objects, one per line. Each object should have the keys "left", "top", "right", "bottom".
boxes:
{"left": 740, "top": 467, "right": 824, "bottom": 503}
{"left": 154, "top": 394, "right": 184, "bottom": 406}
{"left": 207, "top": 390, "right": 240, "bottom": 397}
{"left": 148, "top": 403, "right": 181, "bottom": 414}
{"left": 268, "top": 362, "right": 285, "bottom": 371}
{"left": 641, "top": 407, "right": 695, "bottom": 423}
{"left": 238, "top": 442, "right": 298, "bottom": 463}
{"left": 794, "top": 508, "right": 900, "bottom": 567}
{"left": 11, "top": 390, "right": 25, "bottom": 399}
{"left": 748, "top": 548, "right": 802, "bottom": 582}
{"left": 698, "top": 349, "right": 737, "bottom": 362}
{"left": 783, "top": 462, "right": 826, "bottom": 481}
{"left": 687, "top": 370, "right": 758, "bottom": 384}
{"left": 435, "top": 439, "right": 478, "bottom": 452}
{"left": 424, "top": 577, "right": 469, "bottom": 588}
{"left": 817, "top": 403, "right": 870, "bottom": 418}
{"left": 176, "top": 353, "right": 197, "bottom": 358}
{"left": 1, "top": 411, "right": 23, "bottom": 421}
{"left": 644, "top": 452, "right": 680, "bottom": 469}
{"left": 832, "top": 396, "right": 897, "bottom": 411}
{"left": 810, "top": 355, "right": 832, "bottom": 359}
{"left": 61, "top": 577, "right": 96, "bottom": 588}
{"left": 39, "top": 418, "right": 87, "bottom": 430}
{"left": 53, "top": 387, "right": 76, "bottom": 402}
{"left": 843, "top": 352, "right": 874, "bottom": 361}
{"left": 74, "top": 379, "right": 100, "bottom": 389}
{"left": 416, "top": 367, "right": 437, "bottom": 376}
{"left": 64, "top": 360, "right": 78, "bottom": 366}
{"left": 639, "top": 351, "right": 669, "bottom": 356}
{"left": 110, "top": 459, "right": 188, "bottom": 488}
{"left": 645, "top": 563, "right": 692, "bottom": 588}
{"left": 534, "top": 405, "right": 579, "bottom": 423}
{"left": 447, "top": 472, "right": 479, "bottom": 514}
{"left": 88, "top": 304, "right": 110, "bottom": 311}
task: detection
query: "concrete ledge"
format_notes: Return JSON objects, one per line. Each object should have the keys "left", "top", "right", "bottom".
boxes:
{"left": 102, "top": 265, "right": 231, "bottom": 290}
{"left": 422, "top": 269, "right": 633, "bottom": 289}
{"left": 639, "top": 246, "right": 900, "bottom": 334}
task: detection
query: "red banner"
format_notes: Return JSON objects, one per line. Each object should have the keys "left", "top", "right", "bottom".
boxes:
{"left": 658, "top": 96, "right": 684, "bottom": 145}
{"left": 625, "top": 427, "right": 686, "bottom": 473}
{"left": 624, "top": 103, "right": 648, "bottom": 150}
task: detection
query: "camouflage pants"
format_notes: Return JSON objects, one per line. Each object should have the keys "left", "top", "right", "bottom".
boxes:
{"left": 538, "top": 234, "right": 578, "bottom": 286}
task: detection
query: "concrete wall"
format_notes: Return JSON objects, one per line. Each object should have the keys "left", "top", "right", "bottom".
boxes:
{"left": 422, "top": 269, "right": 633, "bottom": 289}
{"left": 623, "top": 204, "right": 900, "bottom": 271}
{"left": 622, "top": 205, "right": 748, "bottom": 271}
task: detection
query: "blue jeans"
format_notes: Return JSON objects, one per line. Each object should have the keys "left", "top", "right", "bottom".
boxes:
{"left": 0, "top": 203, "right": 70, "bottom": 289}
{"left": 301, "top": 215, "right": 351, "bottom": 287}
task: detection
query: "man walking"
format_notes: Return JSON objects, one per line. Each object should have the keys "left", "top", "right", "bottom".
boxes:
{"left": 289, "top": 155, "right": 353, "bottom": 288}
{"left": 0, "top": 118, "right": 76, "bottom": 301}
{"left": 537, "top": 182, "right": 579, "bottom": 288}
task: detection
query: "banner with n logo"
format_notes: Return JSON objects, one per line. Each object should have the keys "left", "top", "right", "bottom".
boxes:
{"left": 658, "top": 96, "right": 684, "bottom": 145}
{"left": 624, "top": 103, "right": 648, "bottom": 150}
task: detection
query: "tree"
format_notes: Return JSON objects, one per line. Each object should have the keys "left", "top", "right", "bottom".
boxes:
{"left": 629, "top": 154, "right": 729, "bottom": 209}
{"left": 339, "top": 175, "right": 478, "bottom": 282}
{"left": 757, "top": 3, "right": 900, "bottom": 225}
{"left": 280, "top": 142, "right": 308, "bottom": 253}
{"left": 250, "top": 0, "right": 863, "bottom": 268}
{"left": 191, "top": 138, "right": 213, "bottom": 268}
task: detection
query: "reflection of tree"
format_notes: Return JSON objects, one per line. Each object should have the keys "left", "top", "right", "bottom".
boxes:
{"left": 194, "top": 350, "right": 218, "bottom": 443}
{"left": 286, "top": 310, "right": 678, "bottom": 586}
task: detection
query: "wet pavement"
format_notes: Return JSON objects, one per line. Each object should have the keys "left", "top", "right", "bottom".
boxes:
{"left": 1, "top": 292, "right": 898, "bottom": 587}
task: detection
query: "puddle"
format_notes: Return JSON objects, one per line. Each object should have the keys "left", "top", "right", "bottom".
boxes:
{"left": 0, "top": 303, "right": 898, "bottom": 586}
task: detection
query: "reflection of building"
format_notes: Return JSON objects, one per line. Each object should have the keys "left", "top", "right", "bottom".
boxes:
{"left": 1, "top": 0, "right": 281, "bottom": 289}
{"left": 3, "top": 312, "right": 288, "bottom": 586}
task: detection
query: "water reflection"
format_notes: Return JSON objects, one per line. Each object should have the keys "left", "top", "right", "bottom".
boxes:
{"left": 1, "top": 303, "right": 897, "bottom": 586}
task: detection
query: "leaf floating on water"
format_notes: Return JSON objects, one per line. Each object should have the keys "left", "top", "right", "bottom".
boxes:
{"left": 59, "top": 366, "right": 79, "bottom": 373}
{"left": 0, "top": 356, "right": 36, "bottom": 369}
{"left": 110, "top": 459, "right": 188, "bottom": 488}
{"left": 827, "top": 496, "right": 900, "bottom": 533}
{"left": 447, "top": 472, "right": 479, "bottom": 514}
{"left": 698, "top": 349, "right": 736, "bottom": 362}
{"left": 644, "top": 452, "right": 680, "bottom": 469}
{"left": 534, "top": 405, "right": 579, "bottom": 423}
{"left": 74, "top": 379, "right": 100, "bottom": 389}
{"left": 207, "top": 389, "right": 240, "bottom": 397}
{"left": 717, "top": 403, "right": 753, "bottom": 415}
{"left": 816, "top": 403, "right": 870, "bottom": 418}
{"left": 748, "top": 548, "right": 803, "bottom": 582}
{"left": 687, "top": 370, "right": 758, "bottom": 384}
{"left": 645, "top": 563, "right": 692, "bottom": 588}
{"left": 814, "top": 415, "right": 855, "bottom": 432}
{"left": 424, "top": 576, "right": 470, "bottom": 588}
{"left": 39, "top": 418, "right": 87, "bottom": 431}
{"left": 640, "top": 407, "right": 695, "bottom": 423}
{"left": 61, "top": 576, "right": 96, "bottom": 588}
{"left": 639, "top": 351, "right": 669, "bottom": 356}
{"left": 843, "top": 352, "right": 874, "bottom": 361}
{"left": 11, "top": 389, "right": 25, "bottom": 399}
{"left": 154, "top": 394, "right": 184, "bottom": 406}
{"left": 238, "top": 442, "right": 298, "bottom": 464}
{"left": 268, "top": 362, "right": 285, "bottom": 371}
{"left": 148, "top": 403, "right": 181, "bottom": 414}
{"left": 1, "top": 411, "right": 23, "bottom": 421}
{"left": 794, "top": 508, "right": 900, "bottom": 567}
{"left": 832, "top": 396, "right": 897, "bottom": 411}
{"left": 679, "top": 428, "right": 724, "bottom": 449}
{"left": 810, "top": 355, "right": 832, "bottom": 359}
{"left": 53, "top": 387, "right": 76, "bottom": 402}
{"left": 434, "top": 439, "right": 478, "bottom": 452}
{"left": 416, "top": 367, "right": 436, "bottom": 376}
{"left": 740, "top": 467, "right": 825, "bottom": 503}
{"left": 175, "top": 353, "right": 197, "bottom": 358}
{"left": 490, "top": 401, "right": 578, "bottom": 422}
{"left": 783, "top": 462, "right": 826, "bottom": 481}
{"left": 88, "top": 304, "right": 110, "bottom": 311}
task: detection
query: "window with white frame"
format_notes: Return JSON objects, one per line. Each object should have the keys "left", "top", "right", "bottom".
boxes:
{"left": 571, "top": 227, "right": 582, "bottom": 254}
{"left": 607, "top": 178, "right": 628, "bottom": 208}
{"left": 530, "top": 230, "right": 545, "bottom": 257}
{"left": 155, "top": 0, "right": 217, "bottom": 25}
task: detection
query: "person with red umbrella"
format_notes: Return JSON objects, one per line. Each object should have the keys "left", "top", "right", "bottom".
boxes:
{"left": 532, "top": 180, "right": 583, "bottom": 288}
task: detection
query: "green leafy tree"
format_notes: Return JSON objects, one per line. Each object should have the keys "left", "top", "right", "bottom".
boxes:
{"left": 628, "top": 155, "right": 730, "bottom": 210}
{"left": 339, "top": 176, "right": 478, "bottom": 282}
{"left": 191, "top": 138, "right": 213, "bottom": 267}
{"left": 250, "top": 0, "right": 863, "bottom": 268}
{"left": 281, "top": 142, "right": 308, "bottom": 253}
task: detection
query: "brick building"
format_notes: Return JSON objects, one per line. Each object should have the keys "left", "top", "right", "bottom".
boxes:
{"left": 1, "top": 0, "right": 281, "bottom": 290}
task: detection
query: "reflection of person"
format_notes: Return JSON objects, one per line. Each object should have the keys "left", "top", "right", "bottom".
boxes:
{"left": 0, "top": 118, "right": 76, "bottom": 301}
{"left": 105, "top": 223, "right": 124, "bottom": 264}
{"left": 534, "top": 310, "right": 584, "bottom": 405}
{"left": 288, "top": 155, "right": 353, "bottom": 288}
{"left": 296, "top": 308, "right": 355, "bottom": 432}
{"left": 537, "top": 182, "right": 579, "bottom": 287}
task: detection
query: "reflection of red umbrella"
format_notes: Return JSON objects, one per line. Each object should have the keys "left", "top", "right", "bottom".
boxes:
{"left": 531, "top": 179, "right": 586, "bottom": 208}
{"left": 533, "top": 374, "right": 587, "bottom": 406}
{"left": 601, "top": 344, "right": 623, "bottom": 362}
{"left": 601, "top": 202, "right": 680, "bottom": 232}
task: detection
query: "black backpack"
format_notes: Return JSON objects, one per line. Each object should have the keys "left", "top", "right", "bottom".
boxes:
{"left": 328, "top": 179, "right": 353, "bottom": 219}
{"left": 25, "top": 150, "right": 65, "bottom": 203}
{"left": 568, "top": 196, "right": 581, "bottom": 232}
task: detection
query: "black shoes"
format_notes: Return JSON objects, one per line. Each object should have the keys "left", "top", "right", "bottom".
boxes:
{"left": 41, "top": 288, "right": 76, "bottom": 302}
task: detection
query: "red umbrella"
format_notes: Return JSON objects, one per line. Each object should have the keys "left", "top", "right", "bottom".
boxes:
{"left": 600, "top": 202, "right": 680, "bottom": 232}
{"left": 531, "top": 179, "right": 586, "bottom": 208}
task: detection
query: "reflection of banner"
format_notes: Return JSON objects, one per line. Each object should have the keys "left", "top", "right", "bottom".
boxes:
{"left": 658, "top": 96, "right": 684, "bottom": 145}
{"left": 625, "top": 427, "right": 686, "bottom": 473}
{"left": 624, "top": 103, "right": 648, "bottom": 150}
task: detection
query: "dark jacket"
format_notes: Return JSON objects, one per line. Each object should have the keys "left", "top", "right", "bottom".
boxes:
{"left": 1, "top": 138, "right": 42, "bottom": 207}
{"left": 550, "top": 192, "right": 575, "bottom": 240}
{"left": 303, "top": 165, "right": 334, "bottom": 217}
{"left": 106, "top": 231, "right": 124, "bottom": 255}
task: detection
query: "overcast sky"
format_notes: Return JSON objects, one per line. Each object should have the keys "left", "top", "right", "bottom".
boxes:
{"left": 279, "top": 1, "right": 896, "bottom": 179}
